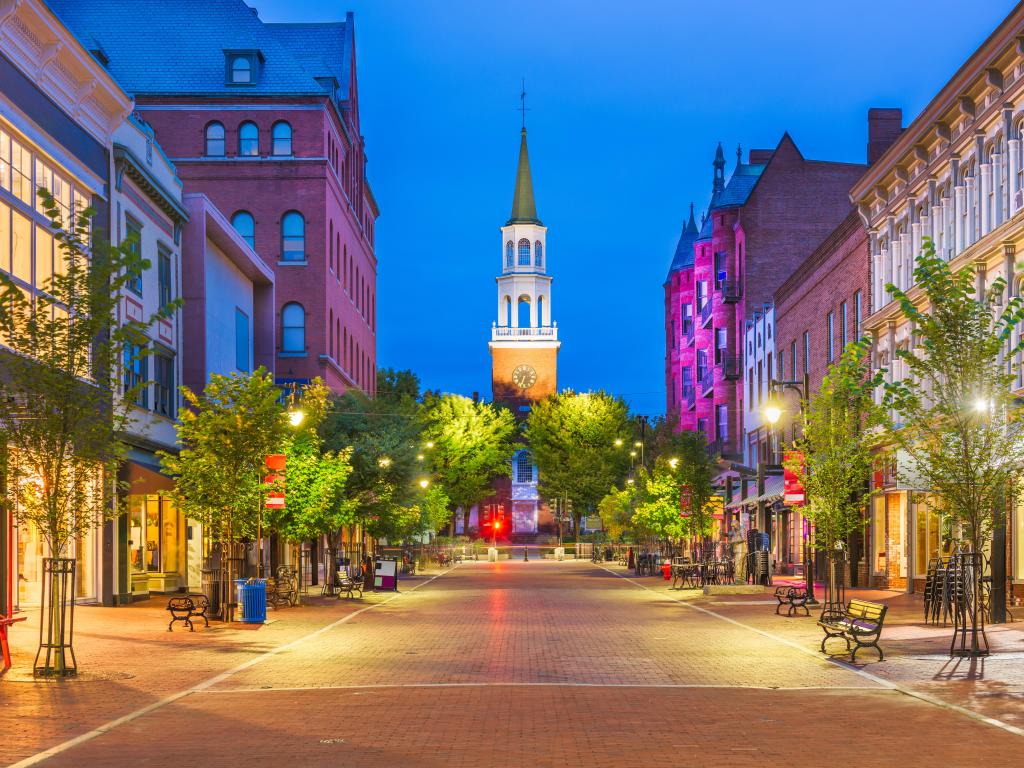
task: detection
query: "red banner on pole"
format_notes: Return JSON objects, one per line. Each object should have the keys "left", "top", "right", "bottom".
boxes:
{"left": 783, "top": 451, "right": 806, "bottom": 506}
{"left": 678, "top": 485, "right": 691, "bottom": 517}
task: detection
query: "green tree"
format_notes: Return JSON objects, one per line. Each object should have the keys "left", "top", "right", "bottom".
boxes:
{"left": 598, "top": 484, "right": 636, "bottom": 540}
{"left": 321, "top": 368, "right": 426, "bottom": 549}
{"left": 0, "top": 191, "right": 171, "bottom": 675}
{"left": 660, "top": 429, "right": 718, "bottom": 550}
{"left": 882, "top": 238, "right": 1024, "bottom": 556}
{"left": 159, "top": 369, "right": 287, "bottom": 617}
{"left": 264, "top": 380, "right": 353, "bottom": 554}
{"left": 786, "top": 340, "right": 883, "bottom": 555}
{"left": 524, "top": 391, "right": 631, "bottom": 535}
{"left": 420, "top": 393, "right": 517, "bottom": 535}
{"left": 631, "top": 465, "right": 687, "bottom": 543}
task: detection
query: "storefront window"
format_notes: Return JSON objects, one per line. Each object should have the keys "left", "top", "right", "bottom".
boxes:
{"left": 915, "top": 494, "right": 952, "bottom": 577}
{"left": 128, "top": 495, "right": 181, "bottom": 574}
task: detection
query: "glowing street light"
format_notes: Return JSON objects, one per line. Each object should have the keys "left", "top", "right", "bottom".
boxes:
{"left": 974, "top": 397, "right": 991, "bottom": 414}
{"left": 418, "top": 478, "right": 430, "bottom": 489}
{"left": 416, "top": 453, "right": 425, "bottom": 461}
{"left": 668, "top": 457, "right": 679, "bottom": 470}
{"left": 763, "top": 404, "right": 782, "bottom": 425}
{"left": 425, "top": 441, "right": 435, "bottom": 449}
{"left": 288, "top": 409, "right": 305, "bottom": 427}
{"left": 614, "top": 438, "right": 624, "bottom": 447}
{"left": 378, "top": 456, "right": 392, "bottom": 468}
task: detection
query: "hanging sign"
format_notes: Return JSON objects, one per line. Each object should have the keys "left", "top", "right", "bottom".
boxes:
{"left": 783, "top": 451, "right": 806, "bottom": 506}
{"left": 265, "top": 455, "right": 286, "bottom": 507}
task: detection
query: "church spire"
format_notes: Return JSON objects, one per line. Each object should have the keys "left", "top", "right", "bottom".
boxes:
{"left": 508, "top": 127, "right": 541, "bottom": 225}
{"left": 686, "top": 202, "right": 697, "bottom": 233}
{"left": 712, "top": 141, "right": 726, "bottom": 194}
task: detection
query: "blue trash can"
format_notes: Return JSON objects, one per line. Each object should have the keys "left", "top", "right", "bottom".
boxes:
{"left": 235, "top": 578, "right": 267, "bottom": 624}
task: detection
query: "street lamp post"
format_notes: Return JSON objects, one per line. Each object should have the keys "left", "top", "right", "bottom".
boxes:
{"left": 763, "top": 373, "right": 817, "bottom": 605}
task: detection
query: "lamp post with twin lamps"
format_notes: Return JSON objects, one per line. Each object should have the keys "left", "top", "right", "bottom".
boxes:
{"left": 762, "top": 372, "right": 816, "bottom": 605}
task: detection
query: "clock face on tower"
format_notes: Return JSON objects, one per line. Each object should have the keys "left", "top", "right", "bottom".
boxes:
{"left": 511, "top": 364, "right": 538, "bottom": 390}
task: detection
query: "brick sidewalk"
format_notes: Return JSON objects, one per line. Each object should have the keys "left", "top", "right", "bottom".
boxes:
{"left": 3, "top": 560, "right": 1024, "bottom": 767}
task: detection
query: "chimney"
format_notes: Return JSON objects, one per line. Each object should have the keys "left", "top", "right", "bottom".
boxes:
{"left": 867, "top": 108, "right": 903, "bottom": 165}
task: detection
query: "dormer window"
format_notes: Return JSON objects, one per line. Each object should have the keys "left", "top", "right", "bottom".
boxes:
{"left": 232, "top": 57, "right": 251, "bottom": 83}
{"left": 225, "top": 50, "right": 263, "bottom": 86}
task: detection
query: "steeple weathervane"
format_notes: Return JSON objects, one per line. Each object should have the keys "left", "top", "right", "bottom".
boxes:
{"left": 518, "top": 78, "right": 530, "bottom": 129}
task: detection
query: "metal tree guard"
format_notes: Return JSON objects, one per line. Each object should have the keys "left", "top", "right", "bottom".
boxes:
{"left": 818, "top": 548, "right": 847, "bottom": 625}
{"left": 950, "top": 551, "right": 990, "bottom": 657}
{"left": 34, "top": 557, "right": 77, "bottom": 677}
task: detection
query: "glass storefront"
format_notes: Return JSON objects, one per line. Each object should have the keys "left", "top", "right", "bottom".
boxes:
{"left": 126, "top": 494, "right": 184, "bottom": 595}
{"left": 915, "top": 494, "right": 953, "bottom": 577}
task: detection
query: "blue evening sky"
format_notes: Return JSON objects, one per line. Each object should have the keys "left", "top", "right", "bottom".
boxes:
{"left": 256, "top": 0, "right": 1011, "bottom": 415}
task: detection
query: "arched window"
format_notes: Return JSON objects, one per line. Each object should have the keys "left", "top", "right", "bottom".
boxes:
{"left": 515, "top": 451, "right": 533, "bottom": 483}
{"left": 231, "top": 56, "right": 252, "bottom": 83}
{"left": 518, "top": 238, "right": 530, "bottom": 266}
{"left": 328, "top": 221, "right": 334, "bottom": 272}
{"left": 281, "top": 211, "right": 305, "bottom": 261}
{"left": 231, "top": 211, "right": 255, "bottom": 249}
{"left": 329, "top": 309, "right": 334, "bottom": 354}
{"left": 281, "top": 303, "right": 305, "bottom": 352}
{"left": 517, "top": 294, "right": 531, "bottom": 328}
{"left": 238, "top": 121, "right": 259, "bottom": 156}
{"left": 272, "top": 121, "right": 292, "bottom": 156}
{"left": 504, "top": 296, "right": 512, "bottom": 327}
{"left": 535, "top": 241, "right": 543, "bottom": 267}
{"left": 205, "top": 122, "right": 225, "bottom": 156}
{"left": 505, "top": 241, "right": 513, "bottom": 268}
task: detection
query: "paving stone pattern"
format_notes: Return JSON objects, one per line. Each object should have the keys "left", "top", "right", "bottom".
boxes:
{"left": 3, "top": 561, "right": 1024, "bottom": 767}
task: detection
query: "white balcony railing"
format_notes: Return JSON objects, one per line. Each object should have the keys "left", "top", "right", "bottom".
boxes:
{"left": 491, "top": 323, "right": 558, "bottom": 341}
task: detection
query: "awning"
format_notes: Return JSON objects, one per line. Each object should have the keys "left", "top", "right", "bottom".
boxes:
{"left": 123, "top": 458, "right": 174, "bottom": 495}
{"left": 725, "top": 474, "right": 785, "bottom": 509}
{"left": 758, "top": 475, "right": 785, "bottom": 503}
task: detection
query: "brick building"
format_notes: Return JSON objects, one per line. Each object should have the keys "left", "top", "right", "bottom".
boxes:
{"left": 850, "top": 4, "right": 1024, "bottom": 595}
{"left": 53, "top": 0, "right": 379, "bottom": 395}
{"left": 665, "top": 136, "right": 867, "bottom": 459}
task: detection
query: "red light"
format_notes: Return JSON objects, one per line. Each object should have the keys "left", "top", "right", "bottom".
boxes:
{"left": 494, "top": 520, "right": 501, "bottom": 531}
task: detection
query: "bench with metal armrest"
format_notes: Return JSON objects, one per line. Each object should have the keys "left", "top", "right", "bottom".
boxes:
{"left": 818, "top": 598, "right": 887, "bottom": 662}
{"left": 166, "top": 594, "right": 210, "bottom": 632}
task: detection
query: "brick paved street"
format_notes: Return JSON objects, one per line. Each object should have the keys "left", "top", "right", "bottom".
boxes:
{"left": 4, "top": 560, "right": 1024, "bottom": 767}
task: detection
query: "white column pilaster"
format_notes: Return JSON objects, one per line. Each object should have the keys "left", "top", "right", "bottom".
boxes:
{"left": 980, "top": 164, "right": 991, "bottom": 236}
{"left": 993, "top": 154, "right": 1004, "bottom": 226}
{"left": 1009, "top": 139, "right": 1021, "bottom": 214}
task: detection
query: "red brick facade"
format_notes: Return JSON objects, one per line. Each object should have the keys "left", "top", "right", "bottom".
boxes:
{"left": 137, "top": 95, "right": 378, "bottom": 395}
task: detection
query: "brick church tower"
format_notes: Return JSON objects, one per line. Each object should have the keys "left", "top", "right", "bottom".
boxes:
{"left": 487, "top": 125, "right": 560, "bottom": 535}
{"left": 490, "top": 126, "right": 560, "bottom": 406}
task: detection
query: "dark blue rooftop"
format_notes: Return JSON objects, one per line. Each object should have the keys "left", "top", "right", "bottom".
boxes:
{"left": 46, "top": 0, "right": 350, "bottom": 98}
{"left": 667, "top": 204, "right": 698, "bottom": 276}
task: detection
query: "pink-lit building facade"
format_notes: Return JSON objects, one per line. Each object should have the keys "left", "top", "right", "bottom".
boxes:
{"left": 665, "top": 136, "right": 869, "bottom": 457}
{"left": 53, "top": 2, "right": 379, "bottom": 395}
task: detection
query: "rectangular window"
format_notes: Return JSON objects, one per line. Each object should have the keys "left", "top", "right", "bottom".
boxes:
{"left": 123, "top": 341, "right": 148, "bottom": 408}
{"left": 0, "top": 201, "right": 8, "bottom": 273}
{"left": 840, "top": 301, "right": 848, "bottom": 350}
{"left": 34, "top": 226, "right": 52, "bottom": 291}
{"left": 716, "top": 404, "right": 728, "bottom": 442}
{"left": 766, "top": 352, "right": 772, "bottom": 389}
{"left": 696, "top": 418, "right": 707, "bottom": 435}
{"left": 681, "top": 302, "right": 693, "bottom": 335}
{"left": 714, "top": 327, "right": 727, "bottom": 363}
{"left": 154, "top": 353, "right": 175, "bottom": 418}
{"left": 11, "top": 208, "right": 31, "bottom": 283}
{"left": 713, "top": 251, "right": 726, "bottom": 287}
{"left": 681, "top": 365, "right": 692, "bottom": 390}
{"left": 125, "top": 218, "right": 143, "bottom": 295}
{"left": 803, "top": 331, "right": 810, "bottom": 375}
{"left": 696, "top": 349, "right": 708, "bottom": 381}
{"left": 756, "top": 361, "right": 763, "bottom": 404}
{"left": 790, "top": 341, "right": 796, "bottom": 379}
{"left": 778, "top": 349, "right": 785, "bottom": 380}
{"left": 696, "top": 281, "right": 706, "bottom": 310}
{"left": 827, "top": 312, "right": 835, "bottom": 362}
{"left": 748, "top": 368, "right": 754, "bottom": 401}
{"left": 158, "top": 249, "right": 172, "bottom": 310}
{"left": 10, "top": 136, "right": 32, "bottom": 206}
{"left": 235, "top": 307, "right": 250, "bottom": 372}
{"left": 854, "top": 290, "right": 862, "bottom": 339}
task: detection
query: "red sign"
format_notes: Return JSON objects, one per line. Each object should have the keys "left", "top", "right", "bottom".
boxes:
{"left": 265, "top": 492, "right": 285, "bottom": 509}
{"left": 264, "top": 455, "right": 286, "bottom": 507}
{"left": 265, "top": 454, "right": 286, "bottom": 472}
{"left": 678, "top": 485, "right": 691, "bottom": 517}
{"left": 783, "top": 451, "right": 806, "bottom": 507}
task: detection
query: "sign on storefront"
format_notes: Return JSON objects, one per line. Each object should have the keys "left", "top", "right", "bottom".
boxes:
{"left": 783, "top": 451, "right": 806, "bottom": 506}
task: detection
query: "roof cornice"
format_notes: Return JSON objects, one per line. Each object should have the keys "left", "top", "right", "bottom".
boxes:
{"left": 850, "top": 3, "right": 1024, "bottom": 201}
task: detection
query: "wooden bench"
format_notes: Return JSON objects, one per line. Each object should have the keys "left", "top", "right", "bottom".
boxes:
{"left": 818, "top": 598, "right": 888, "bottom": 662}
{"left": 774, "top": 587, "right": 810, "bottom": 617}
{"left": 336, "top": 567, "right": 364, "bottom": 599}
{"left": 1, "top": 615, "right": 28, "bottom": 670}
{"left": 266, "top": 569, "right": 297, "bottom": 608}
{"left": 167, "top": 595, "right": 210, "bottom": 632}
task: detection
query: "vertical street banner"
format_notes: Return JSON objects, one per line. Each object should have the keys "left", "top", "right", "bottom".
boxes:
{"left": 783, "top": 451, "right": 806, "bottom": 506}
{"left": 264, "top": 454, "right": 286, "bottom": 508}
